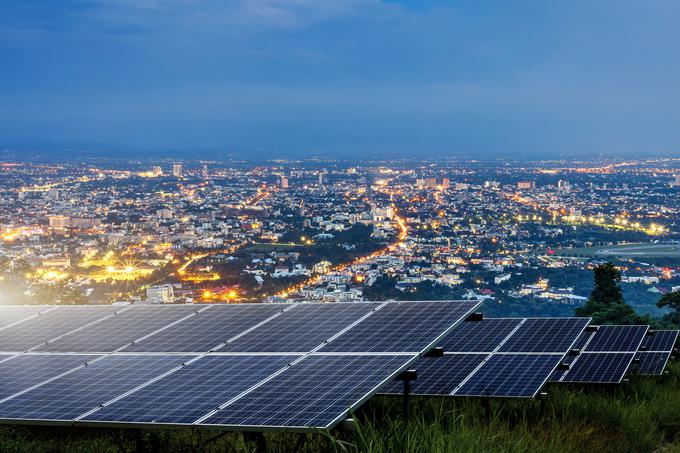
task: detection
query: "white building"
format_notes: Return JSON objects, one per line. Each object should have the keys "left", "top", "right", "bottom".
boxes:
{"left": 146, "top": 284, "right": 174, "bottom": 303}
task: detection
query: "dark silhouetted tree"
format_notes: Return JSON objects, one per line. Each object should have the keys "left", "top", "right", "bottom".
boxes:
{"left": 657, "top": 290, "right": 680, "bottom": 325}
{"left": 575, "top": 262, "right": 648, "bottom": 325}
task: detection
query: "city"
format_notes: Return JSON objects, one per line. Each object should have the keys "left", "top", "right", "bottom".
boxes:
{"left": 1, "top": 157, "right": 678, "bottom": 320}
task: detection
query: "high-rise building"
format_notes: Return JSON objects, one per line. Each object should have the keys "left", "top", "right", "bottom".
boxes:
{"left": 202, "top": 164, "right": 209, "bottom": 179}
{"left": 152, "top": 166, "right": 162, "bottom": 177}
{"left": 424, "top": 177, "right": 437, "bottom": 188}
{"left": 172, "top": 164, "right": 183, "bottom": 177}
{"left": 557, "top": 180, "right": 570, "bottom": 191}
{"left": 441, "top": 178, "right": 450, "bottom": 189}
{"left": 671, "top": 174, "right": 680, "bottom": 188}
{"left": 280, "top": 175, "right": 289, "bottom": 188}
{"left": 318, "top": 172, "right": 324, "bottom": 185}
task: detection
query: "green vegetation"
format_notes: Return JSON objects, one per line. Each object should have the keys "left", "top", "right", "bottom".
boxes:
{"left": 3, "top": 362, "right": 680, "bottom": 452}
{"left": 576, "top": 263, "right": 649, "bottom": 325}
{"left": 658, "top": 290, "right": 680, "bottom": 325}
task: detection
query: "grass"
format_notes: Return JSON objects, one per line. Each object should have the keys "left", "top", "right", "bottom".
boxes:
{"left": 3, "top": 362, "right": 680, "bottom": 452}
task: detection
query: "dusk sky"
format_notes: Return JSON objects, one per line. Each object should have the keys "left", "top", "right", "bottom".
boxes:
{"left": 2, "top": 0, "right": 680, "bottom": 158}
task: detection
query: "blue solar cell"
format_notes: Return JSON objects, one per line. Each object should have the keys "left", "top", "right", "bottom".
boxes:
{"left": 583, "top": 326, "right": 648, "bottom": 352}
{"left": 0, "top": 306, "right": 50, "bottom": 330}
{"left": 84, "top": 354, "right": 297, "bottom": 424}
{"left": 557, "top": 352, "right": 634, "bottom": 383}
{"left": 381, "top": 354, "right": 488, "bottom": 395}
{"left": 0, "top": 354, "right": 192, "bottom": 421}
{"left": 201, "top": 354, "right": 415, "bottom": 429}
{"left": 498, "top": 318, "right": 589, "bottom": 353}
{"left": 0, "top": 355, "right": 99, "bottom": 400}
{"left": 0, "top": 306, "right": 118, "bottom": 352}
{"left": 226, "top": 303, "right": 378, "bottom": 352}
{"left": 636, "top": 352, "right": 671, "bottom": 375}
{"left": 454, "top": 354, "right": 561, "bottom": 397}
{"left": 36, "top": 305, "right": 200, "bottom": 352}
{"left": 437, "top": 319, "right": 522, "bottom": 352}
{"left": 319, "top": 301, "right": 478, "bottom": 353}
{"left": 640, "top": 330, "right": 678, "bottom": 352}
{"left": 121, "top": 304, "right": 285, "bottom": 352}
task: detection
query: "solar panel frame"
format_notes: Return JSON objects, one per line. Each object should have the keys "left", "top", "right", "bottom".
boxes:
{"left": 497, "top": 318, "right": 590, "bottom": 353}
{"left": 554, "top": 352, "right": 635, "bottom": 384}
{"left": 0, "top": 354, "right": 101, "bottom": 400}
{"left": 0, "top": 354, "right": 194, "bottom": 423}
{"left": 198, "top": 353, "right": 418, "bottom": 431}
{"left": 318, "top": 301, "right": 480, "bottom": 353}
{"left": 224, "top": 303, "right": 379, "bottom": 353}
{"left": 35, "top": 305, "right": 203, "bottom": 353}
{"left": 636, "top": 351, "right": 672, "bottom": 375}
{"left": 0, "top": 300, "right": 481, "bottom": 432}
{"left": 81, "top": 354, "right": 300, "bottom": 425}
{"left": 0, "top": 306, "right": 56, "bottom": 331}
{"left": 580, "top": 325, "right": 648, "bottom": 352}
{"left": 453, "top": 353, "right": 564, "bottom": 398}
{"left": 436, "top": 318, "right": 523, "bottom": 353}
{"left": 640, "top": 330, "right": 679, "bottom": 352}
{"left": 120, "top": 304, "right": 288, "bottom": 353}
{"left": 0, "top": 306, "right": 119, "bottom": 352}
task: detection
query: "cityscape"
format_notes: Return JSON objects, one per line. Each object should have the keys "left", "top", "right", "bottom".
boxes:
{"left": 1, "top": 157, "right": 678, "bottom": 320}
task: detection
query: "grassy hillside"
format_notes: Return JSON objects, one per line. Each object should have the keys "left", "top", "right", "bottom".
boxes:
{"left": 2, "top": 362, "right": 680, "bottom": 452}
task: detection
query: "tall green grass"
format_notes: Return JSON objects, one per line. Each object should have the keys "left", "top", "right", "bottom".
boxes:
{"left": 2, "top": 362, "right": 680, "bottom": 452}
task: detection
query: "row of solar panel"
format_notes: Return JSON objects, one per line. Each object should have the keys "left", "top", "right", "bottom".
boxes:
{"left": 0, "top": 302, "right": 478, "bottom": 354}
{"left": 0, "top": 352, "right": 416, "bottom": 429}
{"left": 0, "top": 301, "right": 480, "bottom": 431}
{"left": 383, "top": 319, "right": 678, "bottom": 398}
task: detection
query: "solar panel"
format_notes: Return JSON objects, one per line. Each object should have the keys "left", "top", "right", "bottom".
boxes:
{"left": 0, "top": 354, "right": 192, "bottom": 421}
{"left": 581, "top": 325, "right": 648, "bottom": 352}
{"left": 83, "top": 354, "right": 298, "bottom": 424}
{"left": 555, "top": 352, "right": 634, "bottom": 383}
{"left": 121, "top": 304, "right": 284, "bottom": 352}
{"left": 640, "top": 330, "right": 679, "bottom": 352}
{"left": 0, "top": 306, "right": 52, "bottom": 330}
{"left": 0, "top": 354, "right": 100, "bottom": 399}
{"left": 35, "top": 305, "right": 201, "bottom": 352}
{"left": 319, "top": 301, "right": 479, "bottom": 353}
{"left": 498, "top": 318, "right": 590, "bottom": 353}
{"left": 225, "top": 303, "right": 378, "bottom": 352}
{"left": 454, "top": 354, "right": 563, "bottom": 397}
{"left": 381, "top": 354, "right": 488, "bottom": 396}
{"left": 636, "top": 352, "right": 671, "bottom": 375}
{"left": 436, "top": 319, "right": 521, "bottom": 353}
{"left": 200, "top": 354, "right": 415, "bottom": 430}
{"left": 0, "top": 306, "right": 118, "bottom": 352}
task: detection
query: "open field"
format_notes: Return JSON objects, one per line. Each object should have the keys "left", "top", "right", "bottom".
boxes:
{"left": 556, "top": 243, "right": 680, "bottom": 258}
{"left": 2, "top": 362, "right": 680, "bottom": 453}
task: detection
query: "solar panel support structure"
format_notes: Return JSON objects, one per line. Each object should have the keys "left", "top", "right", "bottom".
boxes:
{"left": 466, "top": 312, "right": 484, "bottom": 322}
{"left": 396, "top": 369, "right": 417, "bottom": 424}
{"left": 243, "top": 432, "right": 267, "bottom": 453}
{"left": 424, "top": 347, "right": 444, "bottom": 358}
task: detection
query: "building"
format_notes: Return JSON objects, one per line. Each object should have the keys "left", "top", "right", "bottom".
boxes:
{"left": 280, "top": 175, "right": 289, "bottom": 188}
{"left": 146, "top": 284, "right": 174, "bottom": 304}
{"left": 48, "top": 215, "right": 70, "bottom": 229}
{"left": 47, "top": 188, "right": 60, "bottom": 201}
{"left": 172, "top": 164, "right": 183, "bottom": 177}
{"left": 517, "top": 181, "right": 536, "bottom": 189}
{"left": 202, "top": 165, "right": 209, "bottom": 179}
{"left": 152, "top": 166, "right": 162, "bottom": 177}
{"left": 318, "top": 172, "right": 324, "bottom": 185}
{"left": 671, "top": 174, "right": 680, "bottom": 188}
{"left": 441, "top": 178, "right": 450, "bottom": 189}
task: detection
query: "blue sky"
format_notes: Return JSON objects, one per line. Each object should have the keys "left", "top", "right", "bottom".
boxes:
{"left": 1, "top": 0, "right": 680, "bottom": 158}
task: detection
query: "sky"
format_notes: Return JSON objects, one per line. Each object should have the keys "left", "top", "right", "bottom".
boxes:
{"left": 1, "top": 0, "right": 680, "bottom": 159}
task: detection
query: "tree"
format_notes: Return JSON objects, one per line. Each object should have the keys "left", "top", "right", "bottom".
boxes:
{"left": 657, "top": 290, "right": 680, "bottom": 325}
{"left": 575, "top": 262, "right": 648, "bottom": 325}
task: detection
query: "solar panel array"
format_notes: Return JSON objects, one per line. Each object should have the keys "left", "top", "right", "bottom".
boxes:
{"left": 382, "top": 317, "right": 590, "bottom": 398}
{"left": 636, "top": 330, "right": 679, "bottom": 375}
{"left": 551, "top": 325, "right": 649, "bottom": 384}
{"left": 0, "top": 300, "right": 479, "bottom": 431}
